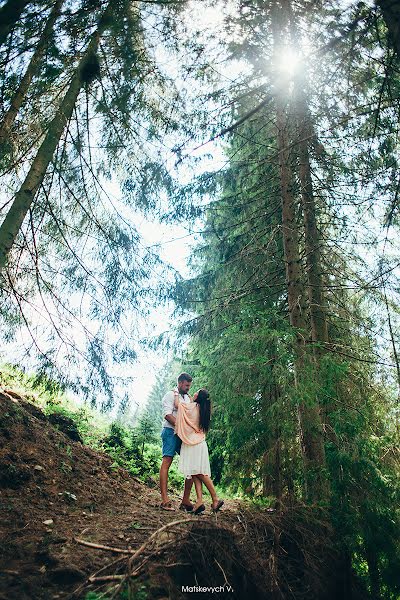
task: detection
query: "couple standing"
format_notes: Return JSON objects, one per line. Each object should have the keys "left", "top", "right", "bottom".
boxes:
{"left": 159, "top": 372, "right": 224, "bottom": 515}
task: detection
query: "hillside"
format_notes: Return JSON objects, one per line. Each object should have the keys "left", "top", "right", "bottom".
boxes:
{"left": 0, "top": 389, "right": 361, "bottom": 600}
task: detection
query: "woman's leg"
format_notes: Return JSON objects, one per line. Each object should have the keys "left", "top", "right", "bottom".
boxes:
{"left": 192, "top": 475, "right": 203, "bottom": 509}
{"left": 196, "top": 474, "right": 221, "bottom": 508}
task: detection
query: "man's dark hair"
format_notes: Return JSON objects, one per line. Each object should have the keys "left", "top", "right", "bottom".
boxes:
{"left": 177, "top": 372, "right": 193, "bottom": 383}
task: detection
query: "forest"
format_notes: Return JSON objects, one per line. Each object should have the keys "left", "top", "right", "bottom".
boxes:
{"left": 0, "top": 0, "right": 399, "bottom": 599}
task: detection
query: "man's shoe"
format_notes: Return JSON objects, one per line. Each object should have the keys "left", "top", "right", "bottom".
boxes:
{"left": 179, "top": 502, "right": 194, "bottom": 512}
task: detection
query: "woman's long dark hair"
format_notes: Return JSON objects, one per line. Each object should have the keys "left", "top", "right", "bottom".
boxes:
{"left": 195, "top": 388, "right": 211, "bottom": 433}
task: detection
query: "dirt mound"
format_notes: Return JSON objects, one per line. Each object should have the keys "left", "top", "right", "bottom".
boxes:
{"left": 0, "top": 390, "right": 155, "bottom": 599}
{"left": 0, "top": 390, "right": 360, "bottom": 600}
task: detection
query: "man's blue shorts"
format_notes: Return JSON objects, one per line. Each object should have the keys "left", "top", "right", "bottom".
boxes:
{"left": 161, "top": 427, "right": 182, "bottom": 457}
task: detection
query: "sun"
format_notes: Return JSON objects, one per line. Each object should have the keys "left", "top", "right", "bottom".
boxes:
{"left": 276, "top": 48, "right": 300, "bottom": 77}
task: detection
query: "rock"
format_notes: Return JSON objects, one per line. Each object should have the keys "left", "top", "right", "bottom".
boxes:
{"left": 58, "top": 491, "right": 77, "bottom": 503}
{"left": 65, "top": 491, "right": 77, "bottom": 502}
{"left": 43, "top": 519, "right": 54, "bottom": 526}
{"left": 34, "top": 465, "right": 44, "bottom": 471}
{"left": 48, "top": 565, "right": 86, "bottom": 583}
{"left": 47, "top": 413, "right": 83, "bottom": 443}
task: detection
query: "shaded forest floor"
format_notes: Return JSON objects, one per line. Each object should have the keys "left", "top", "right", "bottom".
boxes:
{"left": 0, "top": 389, "right": 365, "bottom": 600}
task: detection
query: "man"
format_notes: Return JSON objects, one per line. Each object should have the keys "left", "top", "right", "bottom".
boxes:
{"left": 159, "top": 372, "right": 194, "bottom": 511}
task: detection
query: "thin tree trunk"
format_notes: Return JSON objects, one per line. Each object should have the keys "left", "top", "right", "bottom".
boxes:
{"left": 272, "top": 0, "right": 328, "bottom": 502}
{"left": 262, "top": 438, "right": 282, "bottom": 500}
{"left": 0, "top": 0, "right": 64, "bottom": 148}
{"left": 0, "top": 0, "right": 31, "bottom": 47}
{"left": 0, "top": 0, "right": 116, "bottom": 271}
{"left": 262, "top": 369, "right": 283, "bottom": 504}
{"left": 365, "top": 542, "right": 381, "bottom": 600}
{"left": 377, "top": 0, "right": 400, "bottom": 59}
{"left": 382, "top": 281, "right": 400, "bottom": 439}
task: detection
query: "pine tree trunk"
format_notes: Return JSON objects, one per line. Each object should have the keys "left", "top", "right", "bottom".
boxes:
{"left": 0, "top": 0, "right": 116, "bottom": 271}
{"left": 262, "top": 438, "right": 282, "bottom": 501}
{"left": 275, "top": 91, "right": 327, "bottom": 501}
{"left": 0, "top": 0, "right": 31, "bottom": 47}
{"left": 272, "top": 0, "right": 328, "bottom": 502}
{"left": 0, "top": 0, "right": 64, "bottom": 148}
{"left": 377, "top": 0, "right": 400, "bottom": 59}
{"left": 296, "top": 103, "right": 329, "bottom": 351}
{"left": 285, "top": 0, "right": 330, "bottom": 356}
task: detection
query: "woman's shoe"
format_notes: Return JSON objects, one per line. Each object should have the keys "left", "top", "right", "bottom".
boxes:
{"left": 211, "top": 499, "right": 224, "bottom": 513}
{"left": 179, "top": 502, "right": 194, "bottom": 512}
{"left": 194, "top": 503, "right": 205, "bottom": 515}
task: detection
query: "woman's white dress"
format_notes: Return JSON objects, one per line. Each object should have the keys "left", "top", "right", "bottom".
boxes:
{"left": 179, "top": 439, "right": 211, "bottom": 479}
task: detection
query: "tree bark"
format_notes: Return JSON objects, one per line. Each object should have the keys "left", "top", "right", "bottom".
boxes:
{"left": 296, "top": 103, "right": 329, "bottom": 351}
{"left": 271, "top": 0, "right": 328, "bottom": 502}
{"left": 0, "top": 0, "right": 64, "bottom": 149}
{"left": 0, "top": 0, "right": 116, "bottom": 271}
{"left": 377, "top": 0, "right": 400, "bottom": 59}
{"left": 0, "top": 0, "right": 31, "bottom": 47}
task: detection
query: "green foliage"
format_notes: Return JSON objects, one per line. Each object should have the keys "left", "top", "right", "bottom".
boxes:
{"left": 166, "top": 4, "right": 400, "bottom": 594}
{"left": 0, "top": 0, "right": 180, "bottom": 410}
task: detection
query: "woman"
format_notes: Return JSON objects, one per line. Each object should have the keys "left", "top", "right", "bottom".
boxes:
{"left": 175, "top": 388, "right": 224, "bottom": 515}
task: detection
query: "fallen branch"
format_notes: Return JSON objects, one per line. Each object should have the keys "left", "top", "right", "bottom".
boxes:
{"left": 73, "top": 538, "right": 131, "bottom": 554}
{"left": 128, "top": 518, "right": 192, "bottom": 565}
{"left": 73, "top": 518, "right": 193, "bottom": 600}
{"left": 89, "top": 575, "right": 125, "bottom": 582}
{"left": 109, "top": 519, "right": 193, "bottom": 600}
{"left": 68, "top": 556, "right": 126, "bottom": 600}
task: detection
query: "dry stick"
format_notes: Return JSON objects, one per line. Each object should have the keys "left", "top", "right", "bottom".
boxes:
{"left": 108, "top": 521, "right": 193, "bottom": 600}
{"left": 76, "top": 520, "right": 192, "bottom": 598}
{"left": 68, "top": 556, "right": 126, "bottom": 600}
{"left": 215, "top": 559, "right": 231, "bottom": 588}
{"left": 127, "top": 518, "right": 192, "bottom": 564}
{"left": 73, "top": 538, "right": 132, "bottom": 554}
{"left": 89, "top": 575, "right": 125, "bottom": 582}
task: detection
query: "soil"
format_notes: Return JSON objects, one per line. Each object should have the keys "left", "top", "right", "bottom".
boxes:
{"left": 0, "top": 389, "right": 359, "bottom": 600}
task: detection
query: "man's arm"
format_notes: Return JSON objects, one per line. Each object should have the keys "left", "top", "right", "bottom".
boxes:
{"left": 162, "top": 391, "right": 176, "bottom": 427}
{"left": 167, "top": 392, "right": 181, "bottom": 426}
{"left": 164, "top": 414, "right": 176, "bottom": 427}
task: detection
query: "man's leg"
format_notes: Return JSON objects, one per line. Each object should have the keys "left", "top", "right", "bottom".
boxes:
{"left": 159, "top": 455, "right": 173, "bottom": 504}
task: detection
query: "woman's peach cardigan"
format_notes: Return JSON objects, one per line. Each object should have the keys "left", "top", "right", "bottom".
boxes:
{"left": 175, "top": 400, "right": 205, "bottom": 446}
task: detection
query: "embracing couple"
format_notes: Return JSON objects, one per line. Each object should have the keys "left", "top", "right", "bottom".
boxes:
{"left": 159, "top": 372, "right": 224, "bottom": 515}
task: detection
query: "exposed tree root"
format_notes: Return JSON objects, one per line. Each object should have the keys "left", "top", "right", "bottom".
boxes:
{"left": 71, "top": 506, "right": 356, "bottom": 600}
